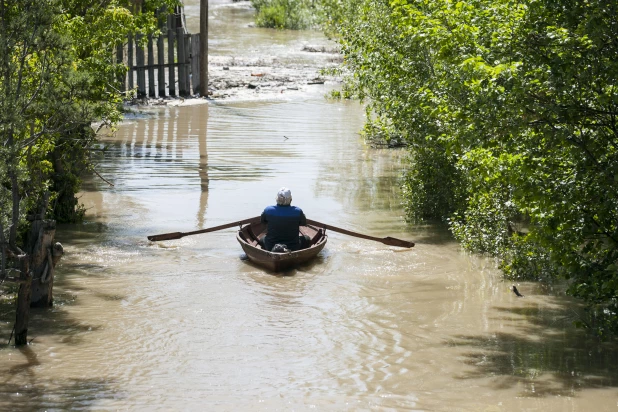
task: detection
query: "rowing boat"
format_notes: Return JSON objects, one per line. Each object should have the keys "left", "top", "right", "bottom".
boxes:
{"left": 236, "top": 221, "right": 328, "bottom": 271}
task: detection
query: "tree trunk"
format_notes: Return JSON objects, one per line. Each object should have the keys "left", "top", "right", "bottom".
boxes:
{"left": 27, "top": 219, "right": 63, "bottom": 307}
{"left": 15, "top": 255, "right": 31, "bottom": 346}
{"left": 8, "top": 163, "right": 19, "bottom": 247}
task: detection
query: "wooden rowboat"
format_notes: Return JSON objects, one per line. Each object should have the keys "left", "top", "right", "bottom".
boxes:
{"left": 236, "top": 221, "right": 328, "bottom": 272}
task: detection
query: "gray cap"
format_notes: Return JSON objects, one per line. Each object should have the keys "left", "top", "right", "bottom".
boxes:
{"left": 276, "top": 187, "right": 292, "bottom": 206}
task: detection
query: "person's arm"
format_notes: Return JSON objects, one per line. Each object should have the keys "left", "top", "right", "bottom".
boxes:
{"left": 261, "top": 211, "right": 267, "bottom": 224}
{"left": 299, "top": 210, "right": 307, "bottom": 226}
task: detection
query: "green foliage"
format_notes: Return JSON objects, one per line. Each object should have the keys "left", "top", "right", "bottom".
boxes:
{"left": 48, "top": 125, "right": 97, "bottom": 223}
{"left": 251, "top": 0, "right": 316, "bottom": 29}
{"left": 403, "top": 144, "right": 463, "bottom": 222}
{"left": 329, "top": 0, "right": 618, "bottom": 336}
{"left": 0, "top": 0, "right": 178, "bottom": 249}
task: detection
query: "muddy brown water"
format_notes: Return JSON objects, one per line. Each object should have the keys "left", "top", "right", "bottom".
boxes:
{"left": 1, "top": 1, "right": 618, "bottom": 411}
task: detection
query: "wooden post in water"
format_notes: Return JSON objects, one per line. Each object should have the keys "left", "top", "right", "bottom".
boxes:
{"left": 157, "top": 34, "right": 166, "bottom": 97}
{"left": 148, "top": 34, "right": 156, "bottom": 98}
{"left": 200, "top": 0, "right": 208, "bottom": 96}
{"left": 27, "top": 219, "right": 63, "bottom": 308}
{"left": 167, "top": 16, "right": 176, "bottom": 97}
{"left": 136, "top": 34, "right": 146, "bottom": 98}
{"left": 14, "top": 254, "right": 31, "bottom": 346}
{"left": 177, "top": 27, "right": 187, "bottom": 97}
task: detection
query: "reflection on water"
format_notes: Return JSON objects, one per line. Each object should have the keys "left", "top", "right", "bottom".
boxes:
{"left": 1, "top": 2, "right": 618, "bottom": 411}
{"left": 0, "top": 96, "right": 615, "bottom": 411}
{"left": 451, "top": 301, "right": 618, "bottom": 397}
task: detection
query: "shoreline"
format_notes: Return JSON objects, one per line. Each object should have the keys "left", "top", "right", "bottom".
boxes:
{"left": 125, "top": 42, "right": 343, "bottom": 107}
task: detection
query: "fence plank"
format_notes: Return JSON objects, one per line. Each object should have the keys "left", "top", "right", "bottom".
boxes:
{"left": 191, "top": 34, "right": 200, "bottom": 95}
{"left": 119, "top": 6, "right": 197, "bottom": 99}
{"left": 148, "top": 34, "right": 156, "bottom": 97}
{"left": 128, "top": 34, "right": 134, "bottom": 90}
{"left": 174, "top": 6, "right": 183, "bottom": 30}
{"left": 116, "top": 43, "right": 125, "bottom": 92}
{"left": 167, "top": 20, "right": 176, "bottom": 96}
{"left": 157, "top": 34, "right": 166, "bottom": 97}
{"left": 177, "top": 27, "right": 187, "bottom": 97}
{"left": 184, "top": 34, "right": 192, "bottom": 94}
{"left": 136, "top": 34, "right": 146, "bottom": 98}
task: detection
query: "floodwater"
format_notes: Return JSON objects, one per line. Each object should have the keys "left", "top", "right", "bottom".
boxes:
{"left": 1, "top": 1, "right": 618, "bottom": 411}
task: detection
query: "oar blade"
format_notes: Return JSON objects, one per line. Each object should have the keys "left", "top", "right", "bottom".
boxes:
{"left": 148, "top": 232, "right": 184, "bottom": 242}
{"left": 382, "top": 237, "right": 415, "bottom": 248}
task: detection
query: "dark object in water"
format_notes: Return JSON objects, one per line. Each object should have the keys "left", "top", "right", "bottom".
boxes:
{"left": 512, "top": 285, "right": 524, "bottom": 297}
{"left": 237, "top": 221, "right": 327, "bottom": 272}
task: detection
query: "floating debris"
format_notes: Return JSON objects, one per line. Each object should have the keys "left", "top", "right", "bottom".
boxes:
{"left": 511, "top": 285, "right": 524, "bottom": 297}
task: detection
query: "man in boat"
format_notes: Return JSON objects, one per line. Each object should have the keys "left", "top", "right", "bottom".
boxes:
{"left": 260, "top": 187, "right": 311, "bottom": 252}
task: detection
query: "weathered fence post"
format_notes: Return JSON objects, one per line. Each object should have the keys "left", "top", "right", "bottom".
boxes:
{"left": 177, "top": 27, "right": 187, "bottom": 97}
{"left": 200, "top": 0, "right": 208, "bottom": 96}
{"left": 148, "top": 34, "right": 156, "bottom": 98}
{"left": 158, "top": 34, "right": 166, "bottom": 97}
{"left": 174, "top": 6, "right": 183, "bottom": 29}
{"left": 184, "top": 34, "right": 191, "bottom": 94}
{"left": 116, "top": 42, "right": 125, "bottom": 92}
{"left": 167, "top": 16, "right": 176, "bottom": 96}
{"left": 128, "top": 34, "right": 134, "bottom": 91}
{"left": 191, "top": 34, "right": 200, "bottom": 95}
{"left": 27, "top": 219, "right": 63, "bottom": 308}
{"left": 15, "top": 254, "right": 31, "bottom": 346}
{"left": 136, "top": 34, "right": 146, "bottom": 98}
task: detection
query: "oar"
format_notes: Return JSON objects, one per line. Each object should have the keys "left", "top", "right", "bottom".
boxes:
{"left": 306, "top": 219, "right": 415, "bottom": 248}
{"left": 147, "top": 216, "right": 261, "bottom": 242}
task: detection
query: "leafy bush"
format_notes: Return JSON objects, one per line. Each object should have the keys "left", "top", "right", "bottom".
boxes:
{"left": 0, "top": 0, "right": 179, "bottom": 247}
{"left": 251, "top": 0, "right": 315, "bottom": 29}
{"left": 329, "top": 0, "right": 618, "bottom": 336}
{"left": 402, "top": 145, "right": 463, "bottom": 222}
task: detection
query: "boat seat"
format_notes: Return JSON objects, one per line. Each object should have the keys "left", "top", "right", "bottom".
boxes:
{"left": 299, "top": 226, "right": 324, "bottom": 245}
{"left": 245, "top": 226, "right": 263, "bottom": 249}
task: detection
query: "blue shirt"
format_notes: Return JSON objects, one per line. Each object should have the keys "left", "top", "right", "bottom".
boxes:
{"left": 261, "top": 205, "right": 307, "bottom": 250}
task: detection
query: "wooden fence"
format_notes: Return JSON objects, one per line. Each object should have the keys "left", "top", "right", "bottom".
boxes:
{"left": 116, "top": 13, "right": 201, "bottom": 99}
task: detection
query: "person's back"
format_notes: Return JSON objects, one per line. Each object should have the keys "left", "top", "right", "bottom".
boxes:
{"left": 261, "top": 188, "right": 308, "bottom": 251}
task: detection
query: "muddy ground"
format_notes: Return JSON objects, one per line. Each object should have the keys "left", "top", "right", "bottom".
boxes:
{"left": 202, "top": 48, "right": 343, "bottom": 102}
{"left": 130, "top": 46, "right": 343, "bottom": 107}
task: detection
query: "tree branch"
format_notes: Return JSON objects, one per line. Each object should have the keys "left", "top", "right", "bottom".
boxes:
{"left": 93, "top": 169, "right": 114, "bottom": 187}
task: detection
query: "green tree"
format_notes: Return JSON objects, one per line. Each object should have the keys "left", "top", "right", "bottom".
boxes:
{"left": 330, "top": 0, "right": 618, "bottom": 335}
{"left": 0, "top": 0, "right": 177, "bottom": 253}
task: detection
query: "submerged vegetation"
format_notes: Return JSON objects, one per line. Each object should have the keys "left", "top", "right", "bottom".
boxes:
{"left": 261, "top": 0, "right": 618, "bottom": 336}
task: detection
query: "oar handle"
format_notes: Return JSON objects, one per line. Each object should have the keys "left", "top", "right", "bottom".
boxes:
{"left": 306, "top": 219, "right": 414, "bottom": 248}
{"left": 148, "top": 216, "right": 261, "bottom": 242}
